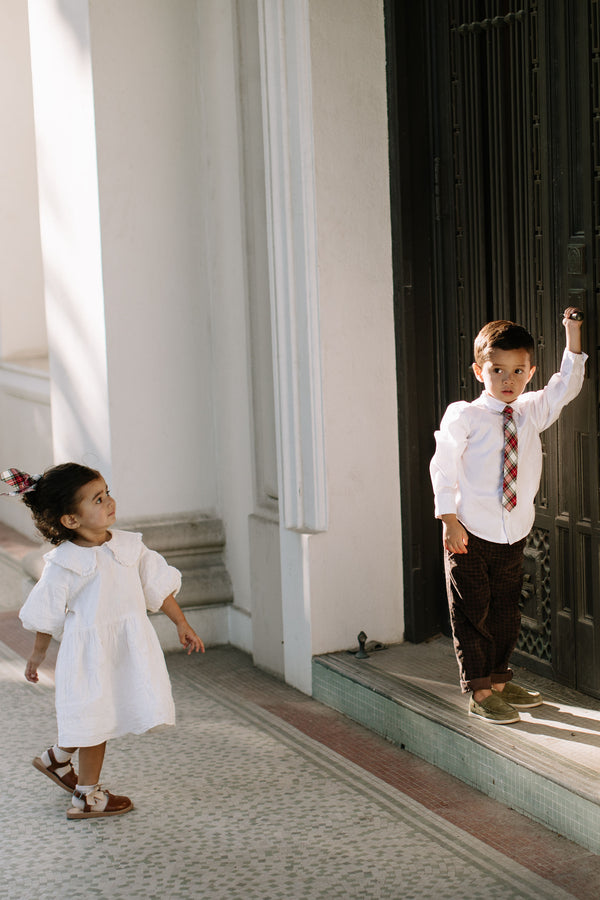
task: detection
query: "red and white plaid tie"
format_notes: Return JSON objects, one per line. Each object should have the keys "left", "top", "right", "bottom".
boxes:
{"left": 502, "top": 406, "right": 518, "bottom": 510}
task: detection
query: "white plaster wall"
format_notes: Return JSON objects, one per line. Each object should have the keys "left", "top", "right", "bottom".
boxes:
{"left": 88, "top": 0, "right": 217, "bottom": 520}
{"left": 249, "top": 514, "right": 283, "bottom": 674}
{"left": 7, "top": 0, "right": 402, "bottom": 673}
{"left": 237, "top": 0, "right": 283, "bottom": 670}
{"left": 19, "top": 0, "right": 263, "bottom": 642}
{"left": 0, "top": 365, "right": 51, "bottom": 539}
{"left": 307, "top": 0, "right": 404, "bottom": 653}
{"left": 193, "top": 0, "right": 257, "bottom": 629}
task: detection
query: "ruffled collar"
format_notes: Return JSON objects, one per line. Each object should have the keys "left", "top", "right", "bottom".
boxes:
{"left": 44, "top": 529, "right": 143, "bottom": 575}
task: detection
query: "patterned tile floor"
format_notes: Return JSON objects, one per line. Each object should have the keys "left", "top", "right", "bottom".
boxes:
{"left": 0, "top": 524, "right": 598, "bottom": 899}
{"left": 0, "top": 632, "right": 594, "bottom": 900}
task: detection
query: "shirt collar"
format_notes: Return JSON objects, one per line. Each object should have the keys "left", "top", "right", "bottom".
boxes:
{"left": 472, "top": 391, "right": 524, "bottom": 414}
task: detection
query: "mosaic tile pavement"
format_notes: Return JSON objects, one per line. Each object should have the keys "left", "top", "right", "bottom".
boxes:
{"left": 0, "top": 640, "right": 575, "bottom": 900}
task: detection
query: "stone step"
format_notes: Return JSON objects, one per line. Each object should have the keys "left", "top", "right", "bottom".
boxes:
{"left": 312, "top": 635, "right": 600, "bottom": 855}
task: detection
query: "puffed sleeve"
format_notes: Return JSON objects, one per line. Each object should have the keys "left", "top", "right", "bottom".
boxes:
{"left": 19, "top": 563, "right": 69, "bottom": 641}
{"left": 138, "top": 543, "right": 182, "bottom": 612}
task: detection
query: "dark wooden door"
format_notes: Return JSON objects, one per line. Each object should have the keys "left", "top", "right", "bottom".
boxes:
{"left": 547, "top": 0, "right": 600, "bottom": 693}
{"left": 387, "top": 0, "right": 600, "bottom": 693}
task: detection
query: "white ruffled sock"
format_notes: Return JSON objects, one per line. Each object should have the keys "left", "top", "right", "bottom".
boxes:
{"left": 41, "top": 745, "right": 72, "bottom": 775}
{"left": 75, "top": 783, "right": 96, "bottom": 795}
{"left": 73, "top": 783, "right": 102, "bottom": 809}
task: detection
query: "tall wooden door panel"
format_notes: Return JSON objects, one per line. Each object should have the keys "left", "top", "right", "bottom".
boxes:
{"left": 551, "top": 0, "right": 600, "bottom": 694}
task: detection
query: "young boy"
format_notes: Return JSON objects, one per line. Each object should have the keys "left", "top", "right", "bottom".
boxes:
{"left": 430, "top": 309, "right": 586, "bottom": 723}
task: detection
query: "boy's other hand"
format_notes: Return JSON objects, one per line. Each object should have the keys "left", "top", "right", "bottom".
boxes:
{"left": 441, "top": 515, "right": 469, "bottom": 554}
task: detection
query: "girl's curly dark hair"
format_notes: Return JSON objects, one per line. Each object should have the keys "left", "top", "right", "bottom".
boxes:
{"left": 22, "top": 463, "right": 102, "bottom": 544}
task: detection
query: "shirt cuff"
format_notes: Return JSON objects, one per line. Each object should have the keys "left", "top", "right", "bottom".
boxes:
{"left": 434, "top": 495, "right": 458, "bottom": 518}
{"left": 563, "top": 348, "right": 588, "bottom": 365}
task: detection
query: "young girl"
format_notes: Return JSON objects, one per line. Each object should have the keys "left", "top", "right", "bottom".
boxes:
{"left": 2, "top": 463, "right": 204, "bottom": 820}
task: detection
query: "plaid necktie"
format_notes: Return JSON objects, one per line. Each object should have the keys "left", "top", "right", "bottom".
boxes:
{"left": 502, "top": 405, "right": 518, "bottom": 510}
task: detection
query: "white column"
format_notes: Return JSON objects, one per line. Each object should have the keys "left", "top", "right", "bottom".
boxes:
{"left": 258, "top": 0, "right": 404, "bottom": 693}
{"left": 0, "top": 2, "right": 45, "bottom": 360}
{"left": 27, "top": 0, "right": 111, "bottom": 480}
{"left": 257, "top": 0, "right": 327, "bottom": 537}
{"left": 258, "top": 0, "right": 327, "bottom": 693}
{"left": 0, "top": 3, "right": 50, "bottom": 538}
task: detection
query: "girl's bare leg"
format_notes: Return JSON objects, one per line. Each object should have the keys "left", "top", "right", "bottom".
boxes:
{"left": 78, "top": 742, "right": 107, "bottom": 784}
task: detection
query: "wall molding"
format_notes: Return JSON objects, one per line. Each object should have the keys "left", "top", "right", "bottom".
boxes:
{"left": 257, "top": 0, "right": 328, "bottom": 534}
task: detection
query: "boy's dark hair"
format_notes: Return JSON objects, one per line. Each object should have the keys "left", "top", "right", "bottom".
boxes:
{"left": 473, "top": 320, "right": 536, "bottom": 367}
{"left": 22, "top": 463, "right": 102, "bottom": 545}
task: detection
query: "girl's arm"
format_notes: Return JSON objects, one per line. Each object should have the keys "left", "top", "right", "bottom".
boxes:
{"left": 25, "top": 631, "right": 52, "bottom": 683}
{"left": 160, "top": 593, "right": 205, "bottom": 655}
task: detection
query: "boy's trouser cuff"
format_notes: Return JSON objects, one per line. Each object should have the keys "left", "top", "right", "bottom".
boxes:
{"left": 463, "top": 670, "right": 514, "bottom": 693}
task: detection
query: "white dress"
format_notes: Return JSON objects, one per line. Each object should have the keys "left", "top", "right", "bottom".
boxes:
{"left": 19, "top": 530, "right": 180, "bottom": 747}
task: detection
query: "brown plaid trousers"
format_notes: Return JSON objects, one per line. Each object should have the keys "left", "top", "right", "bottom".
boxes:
{"left": 444, "top": 530, "right": 527, "bottom": 693}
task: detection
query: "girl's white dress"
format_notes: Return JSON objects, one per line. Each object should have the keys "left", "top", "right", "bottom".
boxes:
{"left": 19, "top": 530, "right": 180, "bottom": 747}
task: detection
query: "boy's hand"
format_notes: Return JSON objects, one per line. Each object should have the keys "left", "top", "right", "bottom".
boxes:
{"left": 563, "top": 307, "right": 583, "bottom": 354}
{"left": 441, "top": 515, "right": 469, "bottom": 554}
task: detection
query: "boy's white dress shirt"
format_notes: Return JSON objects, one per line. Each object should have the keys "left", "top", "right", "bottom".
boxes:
{"left": 430, "top": 349, "right": 587, "bottom": 545}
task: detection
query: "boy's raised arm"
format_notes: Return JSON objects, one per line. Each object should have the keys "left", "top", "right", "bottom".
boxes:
{"left": 563, "top": 307, "right": 583, "bottom": 354}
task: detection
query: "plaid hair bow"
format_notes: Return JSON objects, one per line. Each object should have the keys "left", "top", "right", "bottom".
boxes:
{"left": 0, "top": 468, "right": 42, "bottom": 496}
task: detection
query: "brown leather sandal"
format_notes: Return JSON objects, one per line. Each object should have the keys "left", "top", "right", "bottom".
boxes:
{"left": 67, "top": 786, "right": 134, "bottom": 820}
{"left": 33, "top": 748, "right": 78, "bottom": 794}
